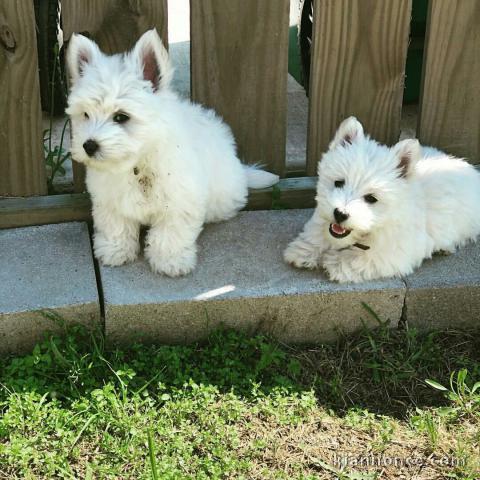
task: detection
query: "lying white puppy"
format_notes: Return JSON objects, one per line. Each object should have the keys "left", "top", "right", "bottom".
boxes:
{"left": 285, "top": 117, "right": 480, "bottom": 282}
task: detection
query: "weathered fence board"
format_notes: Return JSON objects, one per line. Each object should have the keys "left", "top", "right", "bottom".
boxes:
{"left": 61, "top": 0, "right": 168, "bottom": 192}
{"left": 418, "top": 0, "right": 480, "bottom": 164}
{"left": 0, "top": 177, "right": 317, "bottom": 229}
{"left": 62, "top": 0, "right": 168, "bottom": 53}
{"left": 190, "top": 0, "right": 290, "bottom": 177}
{"left": 0, "top": 0, "right": 46, "bottom": 196}
{"left": 0, "top": 193, "right": 92, "bottom": 228}
{"left": 306, "top": 0, "right": 412, "bottom": 175}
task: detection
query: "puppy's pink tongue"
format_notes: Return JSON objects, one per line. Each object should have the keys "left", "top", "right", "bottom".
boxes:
{"left": 331, "top": 223, "right": 346, "bottom": 235}
{"left": 332, "top": 223, "right": 346, "bottom": 235}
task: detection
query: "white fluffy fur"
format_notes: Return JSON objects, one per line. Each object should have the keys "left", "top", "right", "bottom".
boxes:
{"left": 285, "top": 117, "right": 480, "bottom": 283}
{"left": 66, "top": 29, "right": 278, "bottom": 276}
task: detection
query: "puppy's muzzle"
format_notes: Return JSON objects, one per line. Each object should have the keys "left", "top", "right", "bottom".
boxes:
{"left": 330, "top": 208, "right": 351, "bottom": 238}
{"left": 333, "top": 208, "right": 349, "bottom": 223}
{"left": 83, "top": 139, "right": 99, "bottom": 157}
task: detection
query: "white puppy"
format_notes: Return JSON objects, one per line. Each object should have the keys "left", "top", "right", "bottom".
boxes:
{"left": 285, "top": 117, "right": 480, "bottom": 282}
{"left": 66, "top": 29, "right": 278, "bottom": 276}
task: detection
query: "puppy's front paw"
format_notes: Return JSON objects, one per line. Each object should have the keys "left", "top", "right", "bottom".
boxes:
{"left": 94, "top": 235, "right": 139, "bottom": 267}
{"left": 146, "top": 246, "right": 197, "bottom": 277}
{"left": 322, "top": 250, "right": 362, "bottom": 283}
{"left": 323, "top": 263, "right": 352, "bottom": 283}
{"left": 284, "top": 240, "right": 321, "bottom": 270}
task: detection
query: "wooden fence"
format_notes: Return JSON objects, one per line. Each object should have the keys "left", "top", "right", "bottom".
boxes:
{"left": 1, "top": 0, "right": 479, "bottom": 228}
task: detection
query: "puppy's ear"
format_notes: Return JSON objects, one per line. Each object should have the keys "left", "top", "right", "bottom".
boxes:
{"left": 131, "top": 29, "right": 173, "bottom": 92}
{"left": 67, "top": 33, "right": 100, "bottom": 84}
{"left": 329, "top": 116, "right": 365, "bottom": 150}
{"left": 391, "top": 139, "right": 421, "bottom": 178}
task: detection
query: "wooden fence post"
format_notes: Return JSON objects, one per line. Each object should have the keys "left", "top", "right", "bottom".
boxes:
{"left": 0, "top": 0, "right": 46, "bottom": 196}
{"left": 418, "top": 0, "right": 480, "bottom": 163}
{"left": 61, "top": 0, "right": 168, "bottom": 192}
{"left": 306, "top": 0, "right": 412, "bottom": 175}
{"left": 190, "top": 0, "right": 290, "bottom": 177}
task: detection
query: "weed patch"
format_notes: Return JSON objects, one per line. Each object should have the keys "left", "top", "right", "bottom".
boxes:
{"left": 0, "top": 324, "right": 479, "bottom": 478}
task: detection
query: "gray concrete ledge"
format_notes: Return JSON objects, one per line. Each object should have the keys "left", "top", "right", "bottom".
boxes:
{"left": 0, "top": 222, "right": 101, "bottom": 354}
{"left": 404, "top": 241, "right": 480, "bottom": 330}
{"left": 2, "top": 210, "right": 479, "bottom": 354}
{"left": 101, "top": 210, "right": 405, "bottom": 345}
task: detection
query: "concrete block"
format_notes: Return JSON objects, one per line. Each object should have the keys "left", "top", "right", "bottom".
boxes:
{"left": 100, "top": 210, "right": 405, "bottom": 345}
{"left": 0, "top": 222, "right": 101, "bottom": 354}
{"left": 403, "top": 241, "right": 480, "bottom": 330}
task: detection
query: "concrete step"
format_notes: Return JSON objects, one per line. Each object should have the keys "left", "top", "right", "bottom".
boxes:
{"left": 404, "top": 241, "right": 480, "bottom": 330}
{"left": 100, "top": 210, "right": 406, "bottom": 345}
{"left": 1, "top": 211, "right": 479, "bottom": 354}
{"left": 0, "top": 222, "right": 101, "bottom": 354}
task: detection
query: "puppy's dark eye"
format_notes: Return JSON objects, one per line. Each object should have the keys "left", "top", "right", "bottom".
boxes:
{"left": 364, "top": 194, "right": 378, "bottom": 204}
{"left": 84, "top": 113, "right": 89, "bottom": 119}
{"left": 113, "top": 113, "right": 130, "bottom": 124}
{"left": 334, "top": 180, "right": 345, "bottom": 188}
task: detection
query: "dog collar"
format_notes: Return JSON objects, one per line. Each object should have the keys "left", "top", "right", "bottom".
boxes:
{"left": 339, "top": 242, "right": 370, "bottom": 251}
{"left": 354, "top": 242, "right": 370, "bottom": 250}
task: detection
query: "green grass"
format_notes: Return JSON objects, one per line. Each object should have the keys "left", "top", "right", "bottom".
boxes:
{"left": 0, "top": 321, "right": 479, "bottom": 479}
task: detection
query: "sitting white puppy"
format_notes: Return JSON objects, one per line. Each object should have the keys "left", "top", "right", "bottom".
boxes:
{"left": 66, "top": 29, "right": 278, "bottom": 276}
{"left": 285, "top": 117, "right": 480, "bottom": 282}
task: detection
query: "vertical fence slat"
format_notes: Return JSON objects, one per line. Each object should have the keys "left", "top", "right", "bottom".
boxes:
{"left": 61, "top": 0, "right": 168, "bottom": 192}
{"left": 306, "top": 0, "right": 412, "bottom": 175}
{"left": 62, "top": 0, "right": 168, "bottom": 53}
{"left": 0, "top": 0, "right": 46, "bottom": 196}
{"left": 190, "top": 0, "right": 290, "bottom": 177}
{"left": 418, "top": 1, "right": 480, "bottom": 163}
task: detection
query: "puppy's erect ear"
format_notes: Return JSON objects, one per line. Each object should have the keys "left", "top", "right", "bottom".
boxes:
{"left": 391, "top": 139, "right": 421, "bottom": 178}
{"left": 67, "top": 33, "right": 100, "bottom": 84}
{"left": 329, "top": 116, "right": 365, "bottom": 150}
{"left": 131, "top": 29, "right": 173, "bottom": 92}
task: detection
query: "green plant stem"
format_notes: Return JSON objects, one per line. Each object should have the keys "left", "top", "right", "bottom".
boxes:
{"left": 147, "top": 429, "right": 159, "bottom": 480}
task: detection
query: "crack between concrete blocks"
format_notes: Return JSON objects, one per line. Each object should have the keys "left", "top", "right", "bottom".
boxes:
{"left": 398, "top": 277, "right": 408, "bottom": 330}
{"left": 87, "top": 223, "right": 106, "bottom": 333}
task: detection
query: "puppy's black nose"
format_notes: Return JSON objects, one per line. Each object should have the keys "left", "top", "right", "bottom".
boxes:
{"left": 334, "top": 208, "right": 349, "bottom": 223}
{"left": 83, "top": 139, "right": 99, "bottom": 157}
